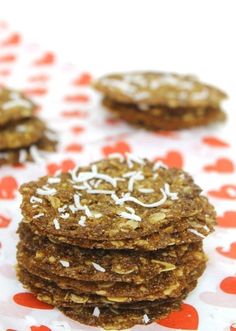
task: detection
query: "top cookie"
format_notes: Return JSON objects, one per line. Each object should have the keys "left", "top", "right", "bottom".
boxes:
{"left": 93, "top": 72, "right": 227, "bottom": 108}
{"left": 0, "top": 87, "right": 35, "bottom": 127}
{"left": 20, "top": 155, "right": 215, "bottom": 241}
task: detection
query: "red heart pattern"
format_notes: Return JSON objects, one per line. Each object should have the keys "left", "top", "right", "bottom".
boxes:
{"left": 13, "top": 292, "right": 53, "bottom": 309}
{"left": 47, "top": 159, "right": 76, "bottom": 176}
{"left": 65, "top": 143, "right": 83, "bottom": 152}
{"left": 1, "top": 32, "right": 21, "bottom": 46}
{"left": 202, "top": 136, "right": 229, "bottom": 148}
{"left": 64, "top": 94, "right": 89, "bottom": 103}
{"left": 204, "top": 158, "right": 234, "bottom": 173}
{"left": 217, "top": 211, "right": 236, "bottom": 228}
{"left": 208, "top": 185, "right": 236, "bottom": 200}
{"left": 31, "top": 326, "right": 51, "bottom": 331}
{"left": 220, "top": 276, "right": 236, "bottom": 294}
{"left": 154, "top": 150, "right": 183, "bottom": 168}
{"left": 216, "top": 242, "right": 236, "bottom": 259}
{"left": 0, "top": 54, "right": 16, "bottom": 63}
{"left": 230, "top": 324, "right": 236, "bottom": 331}
{"left": 102, "top": 141, "right": 132, "bottom": 157}
{"left": 73, "top": 72, "right": 92, "bottom": 86}
{"left": 0, "top": 214, "right": 11, "bottom": 228}
{"left": 71, "top": 125, "right": 85, "bottom": 134}
{"left": 157, "top": 303, "right": 199, "bottom": 330}
{"left": 61, "top": 109, "right": 88, "bottom": 118}
{"left": 33, "top": 52, "right": 55, "bottom": 66}
{"left": 0, "top": 176, "right": 18, "bottom": 199}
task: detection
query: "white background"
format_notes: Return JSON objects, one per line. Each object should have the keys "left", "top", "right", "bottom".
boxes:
{"left": 1, "top": 0, "right": 235, "bottom": 124}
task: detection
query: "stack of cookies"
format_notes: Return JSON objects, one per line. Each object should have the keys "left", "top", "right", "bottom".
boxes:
{"left": 0, "top": 87, "right": 56, "bottom": 166}
{"left": 16, "top": 155, "right": 215, "bottom": 329}
{"left": 93, "top": 72, "right": 227, "bottom": 130}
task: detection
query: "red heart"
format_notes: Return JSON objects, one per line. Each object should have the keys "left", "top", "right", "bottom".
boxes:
{"left": 155, "top": 131, "right": 178, "bottom": 138}
{"left": 154, "top": 150, "right": 183, "bottom": 168}
{"left": 6, "top": 329, "right": 16, "bottom": 331}
{"left": 202, "top": 136, "right": 229, "bottom": 148}
{"left": 208, "top": 185, "right": 236, "bottom": 200}
{"left": 0, "top": 176, "right": 18, "bottom": 199}
{"left": 102, "top": 141, "right": 132, "bottom": 157}
{"left": 64, "top": 94, "right": 89, "bottom": 103}
{"left": 65, "top": 143, "right": 83, "bottom": 152}
{"left": 204, "top": 158, "right": 234, "bottom": 173}
{"left": 216, "top": 242, "right": 236, "bottom": 259}
{"left": 230, "top": 324, "right": 236, "bottom": 331}
{"left": 28, "top": 74, "right": 49, "bottom": 83}
{"left": 47, "top": 159, "right": 76, "bottom": 176}
{"left": 13, "top": 292, "right": 53, "bottom": 309}
{"left": 217, "top": 211, "right": 236, "bottom": 228}
{"left": 73, "top": 73, "right": 92, "bottom": 86}
{"left": 23, "top": 88, "right": 48, "bottom": 97}
{"left": 220, "top": 276, "right": 236, "bottom": 294}
{"left": 0, "top": 54, "right": 16, "bottom": 63}
{"left": 61, "top": 110, "right": 88, "bottom": 118}
{"left": 105, "top": 117, "right": 122, "bottom": 125}
{"left": 0, "top": 214, "right": 11, "bottom": 228}
{"left": 1, "top": 32, "right": 21, "bottom": 46}
{"left": 0, "top": 69, "right": 11, "bottom": 76}
{"left": 33, "top": 52, "right": 55, "bottom": 66}
{"left": 158, "top": 303, "right": 199, "bottom": 330}
{"left": 31, "top": 326, "right": 51, "bottom": 331}
{"left": 71, "top": 125, "right": 85, "bottom": 134}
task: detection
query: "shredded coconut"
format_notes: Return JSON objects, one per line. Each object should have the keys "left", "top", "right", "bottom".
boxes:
{"left": 58, "top": 205, "right": 68, "bottom": 213}
{"left": 92, "top": 262, "right": 106, "bottom": 272}
{"left": 86, "top": 189, "right": 115, "bottom": 195}
{"left": 36, "top": 186, "right": 56, "bottom": 196}
{"left": 92, "top": 306, "right": 100, "bottom": 317}
{"left": 32, "top": 213, "right": 44, "bottom": 219}
{"left": 30, "top": 196, "right": 43, "bottom": 204}
{"left": 143, "top": 314, "right": 150, "bottom": 324}
{"left": 153, "top": 161, "right": 168, "bottom": 171}
{"left": 119, "top": 211, "right": 141, "bottom": 222}
{"left": 2, "top": 99, "right": 32, "bottom": 110}
{"left": 188, "top": 228, "right": 206, "bottom": 238}
{"left": 60, "top": 213, "right": 70, "bottom": 219}
{"left": 125, "top": 153, "right": 145, "bottom": 168}
{"left": 60, "top": 260, "right": 70, "bottom": 268}
{"left": 138, "top": 188, "right": 154, "bottom": 193}
{"left": 164, "top": 183, "right": 178, "bottom": 200}
{"left": 48, "top": 177, "right": 61, "bottom": 184}
{"left": 78, "top": 215, "right": 86, "bottom": 227}
{"left": 19, "top": 149, "right": 27, "bottom": 163}
{"left": 29, "top": 145, "right": 45, "bottom": 163}
{"left": 53, "top": 218, "right": 60, "bottom": 230}
{"left": 128, "top": 171, "right": 144, "bottom": 192}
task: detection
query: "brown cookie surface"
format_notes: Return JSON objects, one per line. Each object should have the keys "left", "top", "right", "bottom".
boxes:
{"left": 94, "top": 72, "right": 227, "bottom": 108}
{"left": 0, "top": 117, "right": 45, "bottom": 150}
{"left": 0, "top": 87, "right": 35, "bottom": 127}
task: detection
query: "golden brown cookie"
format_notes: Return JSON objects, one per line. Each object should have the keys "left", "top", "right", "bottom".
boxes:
{"left": 0, "top": 117, "right": 45, "bottom": 150}
{"left": 0, "top": 131, "right": 57, "bottom": 166}
{"left": 0, "top": 87, "right": 35, "bottom": 127}
{"left": 94, "top": 72, "right": 227, "bottom": 108}
{"left": 103, "top": 97, "right": 226, "bottom": 130}
{"left": 19, "top": 157, "right": 215, "bottom": 242}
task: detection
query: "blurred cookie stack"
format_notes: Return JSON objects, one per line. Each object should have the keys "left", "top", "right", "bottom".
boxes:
{"left": 94, "top": 71, "right": 227, "bottom": 130}
{"left": 16, "top": 156, "right": 215, "bottom": 329}
{"left": 0, "top": 87, "right": 57, "bottom": 166}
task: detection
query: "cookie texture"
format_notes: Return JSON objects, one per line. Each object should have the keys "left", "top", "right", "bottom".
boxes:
{"left": 0, "top": 87, "right": 57, "bottom": 165}
{"left": 94, "top": 72, "right": 227, "bottom": 130}
{"left": 16, "top": 155, "right": 216, "bottom": 329}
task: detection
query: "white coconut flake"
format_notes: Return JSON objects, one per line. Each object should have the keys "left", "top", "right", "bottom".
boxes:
{"left": 33, "top": 213, "right": 44, "bottom": 219}
{"left": 36, "top": 186, "right": 56, "bottom": 196}
{"left": 119, "top": 211, "right": 141, "bottom": 222}
{"left": 60, "top": 213, "right": 70, "bottom": 219}
{"left": 108, "top": 153, "right": 124, "bottom": 162}
{"left": 138, "top": 188, "right": 154, "bottom": 193}
{"left": 73, "top": 185, "right": 87, "bottom": 190}
{"left": 115, "top": 188, "right": 167, "bottom": 208}
{"left": 58, "top": 205, "right": 68, "bottom": 213}
{"left": 30, "top": 196, "right": 43, "bottom": 204}
{"left": 128, "top": 171, "right": 144, "bottom": 192}
{"left": 92, "top": 306, "right": 100, "bottom": 317}
{"left": 78, "top": 215, "right": 86, "bottom": 227}
{"left": 2, "top": 99, "right": 32, "bottom": 110}
{"left": 19, "top": 149, "right": 27, "bottom": 163}
{"left": 164, "top": 183, "right": 178, "bottom": 200}
{"left": 153, "top": 161, "right": 168, "bottom": 171}
{"left": 133, "top": 91, "right": 150, "bottom": 101}
{"left": 93, "top": 212, "right": 103, "bottom": 219}
{"left": 125, "top": 153, "right": 145, "bottom": 168}
{"left": 53, "top": 218, "right": 60, "bottom": 230}
{"left": 143, "top": 314, "right": 150, "bottom": 324}
{"left": 84, "top": 205, "right": 93, "bottom": 218}
{"left": 29, "top": 145, "right": 45, "bottom": 163}
{"left": 69, "top": 166, "right": 80, "bottom": 182}
{"left": 44, "top": 130, "right": 58, "bottom": 141}
{"left": 188, "top": 228, "right": 205, "bottom": 238}
{"left": 74, "top": 171, "right": 117, "bottom": 187}
{"left": 125, "top": 206, "right": 135, "bottom": 214}
{"left": 48, "top": 177, "right": 61, "bottom": 184}
{"left": 60, "top": 260, "right": 70, "bottom": 268}
{"left": 92, "top": 262, "right": 106, "bottom": 272}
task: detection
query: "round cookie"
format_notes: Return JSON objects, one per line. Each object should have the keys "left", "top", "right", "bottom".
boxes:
{"left": 19, "top": 157, "right": 215, "bottom": 241}
{"left": 0, "top": 117, "right": 45, "bottom": 150}
{"left": 0, "top": 87, "right": 35, "bottom": 127}
{"left": 94, "top": 72, "right": 227, "bottom": 108}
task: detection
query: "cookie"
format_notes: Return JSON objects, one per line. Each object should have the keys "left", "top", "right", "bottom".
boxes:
{"left": 94, "top": 72, "right": 227, "bottom": 108}
{"left": 103, "top": 97, "right": 226, "bottom": 130}
{"left": 0, "top": 117, "right": 45, "bottom": 150}
{"left": 19, "top": 156, "right": 215, "bottom": 241}
{"left": 0, "top": 131, "right": 57, "bottom": 166}
{"left": 0, "top": 87, "right": 35, "bottom": 127}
